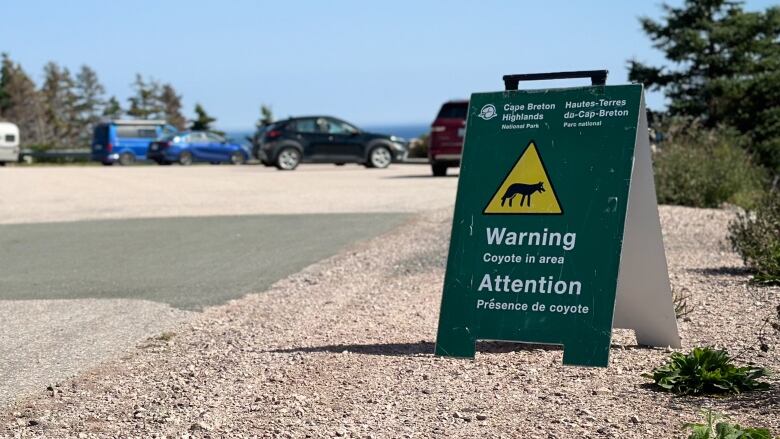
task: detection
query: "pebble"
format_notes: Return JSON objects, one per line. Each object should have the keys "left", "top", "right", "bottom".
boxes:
{"left": 454, "top": 412, "right": 472, "bottom": 422}
{"left": 190, "top": 421, "right": 213, "bottom": 432}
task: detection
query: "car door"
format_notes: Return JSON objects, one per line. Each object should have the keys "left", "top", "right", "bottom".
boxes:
{"left": 116, "top": 125, "right": 157, "bottom": 159}
{"left": 322, "top": 118, "right": 364, "bottom": 159}
{"left": 289, "top": 118, "right": 322, "bottom": 160}
{"left": 188, "top": 132, "right": 211, "bottom": 161}
{"left": 205, "top": 132, "right": 229, "bottom": 161}
{"left": 306, "top": 117, "right": 361, "bottom": 161}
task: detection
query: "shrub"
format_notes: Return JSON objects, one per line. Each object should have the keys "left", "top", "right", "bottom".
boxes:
{"left": 685, "top": 410, "right": 773, "bottom": 439}
{"left": 729, "top": 190, "right": 780, "bottom": 284}
{"left": 673, "top": 287, "right": 693, "bottom": 319}
{"left": 646, "top": 347, "right": 769, "bottom": 395}
{"left": 653, "top": 120, "right": 765, "bottom": 209}
{"left": 407, "top": 133, "right": 429, "bottom": 158}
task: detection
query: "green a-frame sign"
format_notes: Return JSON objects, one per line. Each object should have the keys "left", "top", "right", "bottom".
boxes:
{"left": 435, "top": 72, "right": 680, "bottom": 367}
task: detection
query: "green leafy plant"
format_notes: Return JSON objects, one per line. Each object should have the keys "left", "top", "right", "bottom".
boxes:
{"left": 685, "top": 410, "right": 773, "bottom": 439}
{"left": 646, "top": 347, "right": 770, "bottom": 395}
{"left": 729, "top": 190, "right": 780, "bottom": 285}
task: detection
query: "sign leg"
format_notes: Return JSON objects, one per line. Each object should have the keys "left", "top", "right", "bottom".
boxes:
{"left": 434, "top": 326, "right": 476, "bottom": 358}
{"left": 612, "top": 96, "right": 681, "bottom": 348}
{"left": 562, "top": 338, "right": 610, "bottom": 367}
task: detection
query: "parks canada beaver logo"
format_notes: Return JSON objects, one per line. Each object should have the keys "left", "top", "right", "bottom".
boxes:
{"left": 478, "top": 104, "right": 498, "bottom": 120}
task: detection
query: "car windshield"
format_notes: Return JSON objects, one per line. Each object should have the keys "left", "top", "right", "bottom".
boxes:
{"left": 159, "top": 133, "right": 181, "bottom": 142}
{"left": 160, "top": 125, "right": 178, "bottom": 138}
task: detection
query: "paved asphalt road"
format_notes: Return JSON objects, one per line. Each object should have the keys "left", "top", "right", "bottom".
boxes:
{"left": 0, "top": 164, "right": 458, "bottom": 406}
{"left": 0, "top": 213, "right": 408, "bottom": 310}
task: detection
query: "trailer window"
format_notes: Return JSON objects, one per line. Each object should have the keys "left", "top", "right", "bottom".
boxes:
{"left": 5, "top": 134, "right": 15, "bottom": 143}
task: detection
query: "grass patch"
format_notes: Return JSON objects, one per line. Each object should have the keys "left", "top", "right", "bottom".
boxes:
{"left": 646, "top": 347, "right": 769, "bottom": 395}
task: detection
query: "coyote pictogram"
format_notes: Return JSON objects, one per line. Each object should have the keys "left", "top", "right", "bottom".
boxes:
{"left": 500, "top": 182, "right": 546, "bottom": 207}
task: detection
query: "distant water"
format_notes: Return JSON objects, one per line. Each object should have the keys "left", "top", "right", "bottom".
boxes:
{"left": 361, "top": 124, "right": 429, "bottom": 140}
{"left": 225, "top": 123, "right": 429, "bottom": 146}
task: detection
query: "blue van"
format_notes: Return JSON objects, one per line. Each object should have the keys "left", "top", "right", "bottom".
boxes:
{"left": 91, "top": 120, "right": 176, "bottom": 165}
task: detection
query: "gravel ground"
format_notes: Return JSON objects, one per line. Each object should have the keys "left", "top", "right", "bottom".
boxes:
{"left": 1, "top": 205, "right": 778, "bottom": 438}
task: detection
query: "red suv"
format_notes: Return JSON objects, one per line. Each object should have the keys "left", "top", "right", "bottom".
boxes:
{"left": 429, "top": 100, "right": 468, "bottom": 176}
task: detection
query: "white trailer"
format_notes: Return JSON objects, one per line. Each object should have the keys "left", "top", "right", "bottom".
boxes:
{"left": 0, "top": 122, "right": 20, "bottom": 164}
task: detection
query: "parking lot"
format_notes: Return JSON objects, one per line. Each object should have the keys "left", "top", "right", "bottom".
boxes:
{"left": 0, "top": 164, "right": 458, "bottom": 224}
{"left": 0, "top": 164, "right": 458, "bottom": 405}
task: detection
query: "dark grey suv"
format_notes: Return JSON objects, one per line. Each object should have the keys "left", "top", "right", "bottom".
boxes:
{"left": 255, "top": 116, "right": 408, "bottom": 170}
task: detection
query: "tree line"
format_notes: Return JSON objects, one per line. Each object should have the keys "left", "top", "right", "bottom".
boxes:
{"left": 0, "top": 53, "right": 220, "bottom": 149}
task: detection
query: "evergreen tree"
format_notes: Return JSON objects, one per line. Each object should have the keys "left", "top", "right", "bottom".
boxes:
{"left": 73, "top": 65, "right": 106, "bottom": 144}
{"left": 0, "top": 53, "right": 12, "bottom": 117}
{"left": 629, "top": 0, "right": 780, "bottom": 172}
{"left": 249, "top": 104, "right": 274, "bottom": 149}
{"left": 41, "top": 62, "right": 80, "bottom": 147}
{"left": 258, "top": 104, "right": 274, "bottom": 127}
{"left": 0, "top": 54, "right": 47, "bottom": 147}
{"left": 103, "top": 96, "right": 123, "bottom": 120}
{"left": 127, "top": 74, "right": 163, "bottom": 119}
{"left": 159, "top": 83, "right": 186, "bottom": 130}
{"left": 190, "top": 103, "right": 216, "bottom": 131}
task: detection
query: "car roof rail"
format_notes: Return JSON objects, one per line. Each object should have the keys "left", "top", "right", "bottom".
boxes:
{"left": 111, "top": 119, "right": 168, "bottom": 126}
{"left": 502, "top": 70, "right": 608, "bottom": 91}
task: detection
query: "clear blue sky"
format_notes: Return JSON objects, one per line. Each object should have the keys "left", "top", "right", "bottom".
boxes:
{"left": 1, "top": 1, "right": 775, "bottom": 130}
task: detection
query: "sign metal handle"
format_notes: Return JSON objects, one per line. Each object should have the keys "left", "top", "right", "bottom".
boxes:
{"left": 503, "top": 70, "right": 608, "bottom": 91}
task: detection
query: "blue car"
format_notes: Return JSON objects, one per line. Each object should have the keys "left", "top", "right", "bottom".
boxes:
{"left": 147, "top": 131, "right": 249, "bottom": 165}
{"left": 91, "top": 120, "right": 176, "bottom": 165}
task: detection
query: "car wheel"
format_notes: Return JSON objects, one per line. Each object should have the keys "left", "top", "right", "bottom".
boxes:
{"left": 432, "top": 163, "right": 447, "bottom": 177}
{"left": 117, "top": 152, "right": 135, "bottom": 166}
{"left": 178, "top": 151, "right": 193, "bottom": 166}
{"left": 275, "top": 147, "right": 300, "bottom": 170}
{"left": 229, "top": 151, "right": 245, "bottom": 165}
{"left": 366, "top": 146, "right": 392, "bottom": 169}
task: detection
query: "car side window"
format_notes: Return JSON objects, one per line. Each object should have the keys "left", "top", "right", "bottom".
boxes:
{"left": 327, "top": 119, "right": 357, "bottom": 135}
{"left": 205, "top": 133, "right": 224, "bottom": 143}
{"left": 293, "top": 119, "right": 317, "bottom": 133}
{"left": 190, "top": 133, "right": 206, "bottom": 142}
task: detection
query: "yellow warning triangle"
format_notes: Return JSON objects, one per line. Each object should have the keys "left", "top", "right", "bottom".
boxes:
{"left": 483, "top": 141, "right": 563, "bottom": 215}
